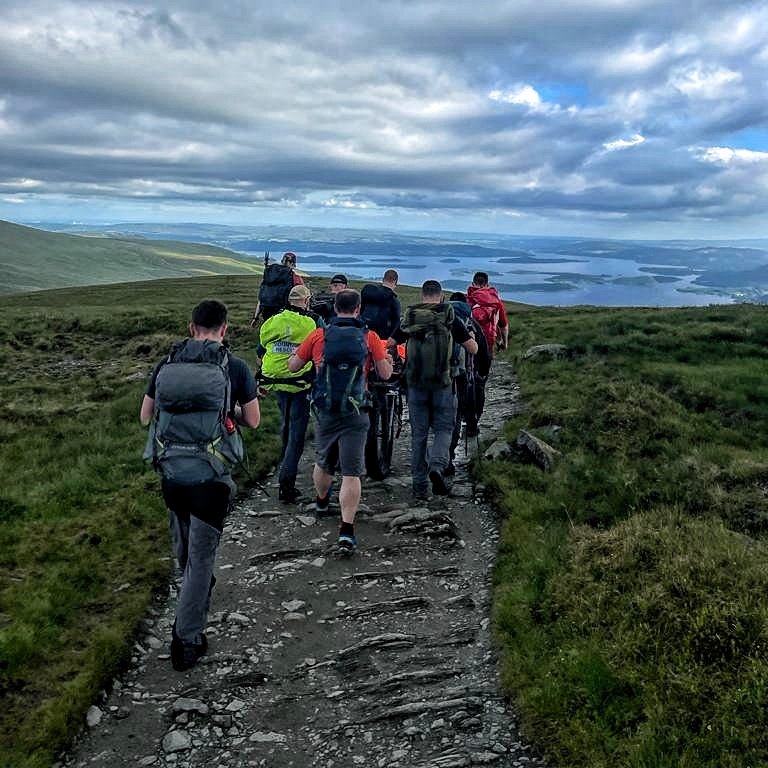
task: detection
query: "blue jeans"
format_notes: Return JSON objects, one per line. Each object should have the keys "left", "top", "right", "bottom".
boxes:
{"left": 408, "top": 386, "right": 457, "bottom": 494}
{"left": 276, "top": 389, "right": 311, "bottom": 487}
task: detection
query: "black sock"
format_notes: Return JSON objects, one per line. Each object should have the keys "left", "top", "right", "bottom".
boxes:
{"left": 339, "top": 521, "right": 354, "bottom": 537}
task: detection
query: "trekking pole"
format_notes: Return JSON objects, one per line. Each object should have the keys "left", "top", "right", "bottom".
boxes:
{"left": 238, "top": 442, "right": 271, "bottom": 497}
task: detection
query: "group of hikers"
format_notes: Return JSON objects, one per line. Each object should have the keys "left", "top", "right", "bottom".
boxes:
{"left": 140, "top": 252, "right": 508, "bottom": 671}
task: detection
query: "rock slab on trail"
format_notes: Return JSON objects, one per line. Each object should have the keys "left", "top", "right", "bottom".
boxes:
{"left": 63, "top": 362, "right": 546, "bottom": 768}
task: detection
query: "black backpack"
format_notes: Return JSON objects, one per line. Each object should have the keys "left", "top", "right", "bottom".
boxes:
{"left": 143, "top": 339, "right": 243, "bottom": 484}
{"left": 360, "top": 284, "right": 399, "bottom": 339}
{"left": 258, "top": 255, "right": 294, "bottom": 320}
{"left": 312, "top": 317, "right": 369, "bottom": 415}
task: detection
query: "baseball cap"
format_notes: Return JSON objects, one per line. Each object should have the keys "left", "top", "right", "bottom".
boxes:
{"left": 288, "top": 284, "right": 311, "bottom": 301}
{"left": 330, "top": 274, "right": 348, "bottom": 285}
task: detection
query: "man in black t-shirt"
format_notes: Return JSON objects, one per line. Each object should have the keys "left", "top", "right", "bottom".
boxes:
{"left": 360, "top": 269, "right": 401, "bottom": 341}
{"left": 140, "top": 300, "right": 260, "bottom": 671}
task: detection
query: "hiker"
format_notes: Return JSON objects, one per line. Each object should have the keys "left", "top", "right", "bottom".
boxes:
{"left": 287, "top": 289, "right": 392, "bottom": 553}
{"left": 398, "top": 280, "right": 477, "bottom": 499}
{"left": 448, "top": 292, "right": 491, "bottom": 469}
{"left": 257, "top": 284, "right": 322, "bottom": 503}
{"left": 310, "top": 273, "right": 348, "bottom": 324}
{"left": 466, "top": 271, "right": 508, "bottom": 356}
{"left": 140, "top": 300, "right": 260, "bottom": 671}
{"left": 360, "top": 269, "right": 401, "bottom": 342}
{"left": 250, "top": 252, "right": 305, "bottom": 326}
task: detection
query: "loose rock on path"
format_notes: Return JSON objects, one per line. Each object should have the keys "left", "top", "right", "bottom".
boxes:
{"left": 63, "top": 361, "right": 546, "bottom": 768}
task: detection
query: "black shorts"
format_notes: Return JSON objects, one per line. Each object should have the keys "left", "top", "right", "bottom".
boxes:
{"left": 161, "top": 478, "right": 232, "bottom": 531}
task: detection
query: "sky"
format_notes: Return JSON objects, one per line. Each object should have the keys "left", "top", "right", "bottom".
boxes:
{"left": 0, "top": 0, "right": 767, "bottom": 239}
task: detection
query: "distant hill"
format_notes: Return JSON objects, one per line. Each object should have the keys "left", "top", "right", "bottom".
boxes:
{"left": 0, "top": 220, "right": 264, "bottom": 294}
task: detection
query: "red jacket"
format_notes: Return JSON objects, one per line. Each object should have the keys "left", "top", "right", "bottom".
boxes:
{"left": 467, "top": 284, "right": 507, "bottom": 351}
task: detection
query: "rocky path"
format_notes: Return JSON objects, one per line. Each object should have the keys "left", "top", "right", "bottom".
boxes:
{"left": 64, "top": 361, "right": 545, "bottom": 768}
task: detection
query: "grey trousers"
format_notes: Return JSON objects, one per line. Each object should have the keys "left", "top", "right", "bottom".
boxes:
{"left": 408, "top": 385, "right": 457, "bottom": 494}
{"left": 169, "top": 510, "right": 221, "bottom": 644}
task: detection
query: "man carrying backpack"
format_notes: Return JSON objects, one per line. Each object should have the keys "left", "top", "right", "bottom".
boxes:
{"left": 287, "top": 289, "right": 392, "bottom": 553}
{"left": 398, "top": 280, "right": 478, "bottom": 500}
{"left": 447, "top": 292, "right": 491, "bottom": 469}
{"left": 257, "top": 284, "right": 322, "bottom": 503}
{"left": 360, "top": 269, "right": 401, "bottom": 342}
{"left": 250, "top": 252, "right": 305, "bottom": 326}
{"left": 466, "top": 271, "right": 508, "bottom": 357}
{"left": 310, "top": 273, "right": 347, "bottom": 324}
{"left": 140, "top": 300, "right": 260, "bottom": 671}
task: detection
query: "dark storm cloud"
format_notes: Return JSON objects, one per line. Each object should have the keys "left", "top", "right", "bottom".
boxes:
{"left": 0, "top": 0, "right": 766, "bottom": 234}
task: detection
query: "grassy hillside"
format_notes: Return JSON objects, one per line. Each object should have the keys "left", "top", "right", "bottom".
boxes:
{"left": 0, "top": 220, "right": 266, "bottom": 294}
{"left": 485, "top": 303, "right": 768, "bottom": 767}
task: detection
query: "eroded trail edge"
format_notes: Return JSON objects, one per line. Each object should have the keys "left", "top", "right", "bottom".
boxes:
{"left": 66, "top": 361, "right": 546, "bottom": 768}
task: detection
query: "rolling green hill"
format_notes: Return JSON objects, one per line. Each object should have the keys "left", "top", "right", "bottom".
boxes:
{"left": 0, "top": 220, "right": 265, "bottom": 294}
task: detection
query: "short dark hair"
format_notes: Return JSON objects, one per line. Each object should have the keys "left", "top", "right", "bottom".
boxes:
{"left": 383, "top": 269, "right": 399, "bottom": 283}
{"left": 334, "top": 288, "right": 361, "bottom": 314}
{"left": 472, "top": 272, "right": 489, "bottom": 287}
{"left": 192, "top": 299, "right": 228, "bottom": 330}
{"left": 449, "top": 291, "right": 467, "bottom": 303}
{"left": 421, "top": 280, "right": 442, "bottom": 298}
{"left": 282, "top": 252, "right": 297, "bottom": 267}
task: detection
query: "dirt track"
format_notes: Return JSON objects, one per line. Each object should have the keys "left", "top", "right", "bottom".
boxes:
{"left": 64, "top": 361, "right": 546, "bottom": 768}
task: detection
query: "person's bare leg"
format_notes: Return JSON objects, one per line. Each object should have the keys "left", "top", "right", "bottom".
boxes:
{"left": 338, "top": 476, "right": 361, "bottom": 524}
{"left": 313, "top": 464, "right": 334, "bottom": 500}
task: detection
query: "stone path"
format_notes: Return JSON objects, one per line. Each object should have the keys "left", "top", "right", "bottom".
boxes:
{"left": 63, "top": 362, "right": 546, "bottom": 768}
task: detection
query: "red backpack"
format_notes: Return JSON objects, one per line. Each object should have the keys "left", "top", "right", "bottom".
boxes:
{"left": 469, "top": 286, "right": 500, "bottom": 351}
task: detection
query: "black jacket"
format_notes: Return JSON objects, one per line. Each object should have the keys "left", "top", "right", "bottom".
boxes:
{"left": 360, "top": 284, "right": 401, "bottom": 340}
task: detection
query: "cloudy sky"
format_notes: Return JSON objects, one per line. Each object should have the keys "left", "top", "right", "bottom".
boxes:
{"left": 0, "top": 0, "right": 767, "bottom": 238}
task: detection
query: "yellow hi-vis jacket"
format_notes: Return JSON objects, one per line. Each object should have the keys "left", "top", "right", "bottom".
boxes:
{"left": 259, "top": 308, "right": 316, "bottom": 392}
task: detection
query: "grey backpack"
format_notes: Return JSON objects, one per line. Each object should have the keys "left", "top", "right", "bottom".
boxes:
{"left": 144, "top": 339, "right": 243, "bottom": 484}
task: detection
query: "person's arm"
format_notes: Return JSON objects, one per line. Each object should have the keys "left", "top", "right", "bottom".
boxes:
{"left": 229, "top": 359, "right": 261, "bottom": 428}
{"left": 139, "top": 395, "right": 154, "bottom": 426}
{"left": 288, "top": 352, "right": 309, "bottom": 373}
{"left": 370, "top": 334, "right": 393, "bottom": 380}
{"left": 497, "top": 299, "right": 509, "bottom": 349}
{"left": 288, "top": 330, "right": 317, "bottom": 372}
{"left": 236, "top": 398, "right": 261, "bottom": 428}
{"left": 452, "top": 317, "right": 478, "bottom": 356}
{"left": 139, "top": 361, "right": 162, "bottom": 425}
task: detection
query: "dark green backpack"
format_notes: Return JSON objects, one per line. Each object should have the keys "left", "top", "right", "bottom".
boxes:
{"left": 401, "top": 303, "right": 454, "bottom": 390}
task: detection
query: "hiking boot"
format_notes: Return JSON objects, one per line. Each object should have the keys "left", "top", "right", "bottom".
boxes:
{"left": 170, "top": 633, "right": 207, "bottom": 672}
{"left": 429, "top": 469, "right": 449, "bottom": 496}
{"left": 313, "top": 493, "right": 335, "bottom": 518}
{"left": 278, "top": 484, "right": 303, "bottom": 504}
{"left": 336, "top": 533, "right": 357, "bottom": 555}
{"left": 412, "top": 489, "right": 431, "bottom": 502}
